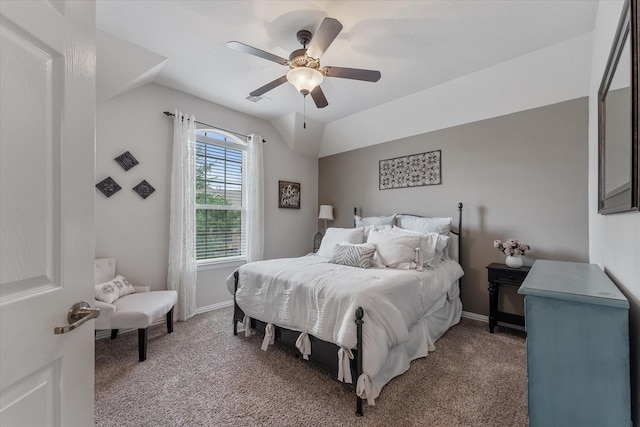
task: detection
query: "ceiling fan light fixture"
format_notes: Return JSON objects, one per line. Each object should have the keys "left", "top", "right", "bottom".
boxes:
{"left": 229, "top": 17, "right": 380, "bottom": 109}
{"left": 286, "top": 67, "right": 323, "bottom": 95}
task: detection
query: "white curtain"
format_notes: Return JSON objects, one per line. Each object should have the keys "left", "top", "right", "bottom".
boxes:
{"left": 167, "top": 111, "right": 197, "bottom": 321}
{"left": 246, "top": 134, "right": 264, "bottom": 262}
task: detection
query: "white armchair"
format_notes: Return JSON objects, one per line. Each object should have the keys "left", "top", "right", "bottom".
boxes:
{"left": 94, "top": 258, "right": 177, "bottom": 361}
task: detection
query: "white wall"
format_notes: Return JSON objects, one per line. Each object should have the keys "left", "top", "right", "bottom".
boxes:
{"left": 589, "top": 1, "right": 640, "bottom": 422}
{"left": 96, "top": 83, "right": 318, "bottom": 310}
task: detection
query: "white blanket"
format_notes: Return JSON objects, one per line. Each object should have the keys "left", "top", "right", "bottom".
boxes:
{"left": 228, "top": 254, "right": 463, "bottom": 402}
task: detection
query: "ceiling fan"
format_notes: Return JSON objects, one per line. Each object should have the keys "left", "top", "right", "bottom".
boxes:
{"left": 227, "top": 17, "right": 381, "bottom": 109}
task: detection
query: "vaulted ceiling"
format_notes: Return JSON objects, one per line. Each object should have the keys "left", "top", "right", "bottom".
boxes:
{"left": 96, "top": 1, "right": 599, "bottom": 156}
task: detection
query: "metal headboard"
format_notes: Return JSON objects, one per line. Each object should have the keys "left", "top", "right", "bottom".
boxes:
{"left": 353, "top": 203, "right": 464, "bottom": 292}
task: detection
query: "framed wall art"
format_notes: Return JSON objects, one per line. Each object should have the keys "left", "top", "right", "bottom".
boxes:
{"left": 279, "top": 180, "right": 300, "bottom": 209}
{"left": 379, "top": 149, "right": 441, "bottom": 190}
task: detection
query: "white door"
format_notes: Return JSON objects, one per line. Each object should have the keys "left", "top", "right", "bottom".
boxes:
{"left": 0, "top": 1, "right": 96, "bottom": 426}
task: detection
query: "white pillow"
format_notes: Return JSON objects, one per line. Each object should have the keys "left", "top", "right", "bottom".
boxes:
{"left": 367, "top": 229, "right": 421, "bottom": 270}
{"left": 385, "top": 227, "right": 448, "bottom": 268}
{"left": 94, "top": 275, "right": 136, "bottom": 304}
{"left": 396, "top": 215, "right": 453, "bottom": 235}
{"left": 317, "top": 227, "right": 365, "bottom": 258}
{"left": 329, "top": 242, "right": 376, "bottom": 269}
{"left": 434, "top": 234, "right": 450, "bottom": 264}
{"left": 420, "top": 232, "right": 450, "bottom": 267}
{"left": 354, "top": 214, "right": 396, "bottom": 228}
{"left": 362, "top": 224, "right": 393, "bottom": 238}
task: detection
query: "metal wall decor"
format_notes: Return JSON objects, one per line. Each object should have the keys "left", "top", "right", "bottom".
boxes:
{"left": 114, "top": 151, "right": 139, "bottom": 171}
{"left": 133, "top": 180, "right": 155, "bottom": 199}
{"left": 278, "top": 180, "right": 300, "bottom": 209}
{"left": 379, "top": 149, "right": 441, "bottom": 190}
{"left": 96, "top": 176, "right": 122, "bottom": 197}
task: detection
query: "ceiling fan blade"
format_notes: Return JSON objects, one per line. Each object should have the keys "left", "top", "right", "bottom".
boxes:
{"left": 227, "top": 41, "right": 289, "bottom": 65}
{"left": 306, "top": 18, "right": 343, "bottom": 59}
{"left": 323, "top": 66, "right": 381, "bottom": 82}
{"left": 310, "top": 86, "right": 328, "bottom": 108}
{"left": 249, "top": 75, "right": 288, "bottom": 97}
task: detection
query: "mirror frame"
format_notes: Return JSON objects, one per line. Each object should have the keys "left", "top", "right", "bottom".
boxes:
{"left": 598, "top": 0, "right": 639, "bottom": 214}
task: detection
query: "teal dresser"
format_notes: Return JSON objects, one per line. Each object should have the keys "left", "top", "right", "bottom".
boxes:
{"left": 518, "top": 260, "right": 631, "bottom": 427}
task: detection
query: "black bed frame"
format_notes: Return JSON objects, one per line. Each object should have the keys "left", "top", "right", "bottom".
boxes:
{"left": 233, "top": 202, "right": 463, "bottom": 416}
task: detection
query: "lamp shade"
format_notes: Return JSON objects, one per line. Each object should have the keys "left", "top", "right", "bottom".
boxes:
{"left": 318, "top": 205, "right": 334, "bottom": 220}
{"left": 287, "top": 67, "right": 324, "bottom": 95}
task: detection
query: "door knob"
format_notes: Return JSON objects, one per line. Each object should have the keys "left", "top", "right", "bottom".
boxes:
{"left": 54, "top": 301, "right": 100, "bottom": 334}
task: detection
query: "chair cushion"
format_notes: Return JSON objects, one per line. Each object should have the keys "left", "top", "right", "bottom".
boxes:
{"left": 109, "top": 290, "right": 178, "bottom": 329}
{"left": 93, "top": 300, "right": 116, "bottom": 330}
{"left": 95, "top": 258, "right": 116, "bottom": 284}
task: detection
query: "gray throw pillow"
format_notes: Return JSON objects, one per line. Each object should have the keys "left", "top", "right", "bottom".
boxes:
{"left": 329, "top": 243, "right": 376, "bottom": 269}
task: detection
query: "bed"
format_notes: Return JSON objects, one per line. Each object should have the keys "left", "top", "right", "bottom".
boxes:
{"left": 228, "top": 203, "right": 464, "bottom": 416}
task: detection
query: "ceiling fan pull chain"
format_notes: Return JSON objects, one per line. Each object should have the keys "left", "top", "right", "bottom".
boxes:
{"left": 304, "top": 95, "right": 307, "bottom": 129}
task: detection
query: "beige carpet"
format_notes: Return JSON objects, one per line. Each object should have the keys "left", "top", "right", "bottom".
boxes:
{"left": 95, "top": 306, "right": 528, "bottom": 427}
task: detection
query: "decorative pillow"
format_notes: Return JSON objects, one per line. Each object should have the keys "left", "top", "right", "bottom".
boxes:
{"left": 354, "top": 214, "right": 396, "bottom": 228}
{"left": 317, "top": 227, "right": 365, "bottom": 258}
{"left": 419, "top": 232, "right": 449, "bottom": 267}
{"left": 396, "top": 215, "right": 453, "bottom": 235}
{"left": 329, "top": 243, "right": 376, "bottom": 269}
{"left": 94, "top": 275, "right": 136, "bottom": 304}
{"left": 383, "top": 227, "right": 450, "bottom": 268}
{"left": 434, "top": 234, "right": 450, "bottom": 264}
{"left": 362, "top": 224, "right": 393, "bottom": 238}
{"left": 367, "top": 229, "right": 421, "bottom": 270}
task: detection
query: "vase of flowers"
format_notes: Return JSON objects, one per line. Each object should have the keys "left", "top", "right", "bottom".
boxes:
{"left": 494, "top": 239, "right": 530, "bottom": 269}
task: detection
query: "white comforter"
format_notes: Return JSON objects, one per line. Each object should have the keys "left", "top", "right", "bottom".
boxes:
{"left": 228, "top": 254, "right": 463, "bottom": 402}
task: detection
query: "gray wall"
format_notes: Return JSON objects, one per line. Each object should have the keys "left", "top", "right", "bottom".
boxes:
{"left": 319, "top": 97, "right": 589, "bottom": 316}
{"left": 96, "top": 83, "right": 318, "bottom": 310}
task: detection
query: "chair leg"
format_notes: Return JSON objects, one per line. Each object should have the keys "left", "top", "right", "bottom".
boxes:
{"left": 138, "top": 328, "right": 147, "bottom": 362}
{"left": 166, "top": 306, "right": 174, "bottom": 334}
{"left": 110, "top": 329, "right": 119, "bottom": 340}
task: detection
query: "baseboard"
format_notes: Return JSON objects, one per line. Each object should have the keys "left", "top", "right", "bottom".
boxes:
{"left": 461, "top": 310, "right": 525, "bottom": 331}
{"left": 461, "top": 311, "right": 488, "bottom": 323}
{"left": 195, "top": 300, "right": 233, "bottom": 315}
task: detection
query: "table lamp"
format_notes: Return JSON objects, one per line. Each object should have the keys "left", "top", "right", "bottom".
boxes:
{"left": 318, "top": 205, "right": 334, "bottom": 233}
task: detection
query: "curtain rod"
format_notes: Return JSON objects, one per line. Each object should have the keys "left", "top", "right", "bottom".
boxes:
{"left": 163, "top": 111, "right": 265, "bottom": 143}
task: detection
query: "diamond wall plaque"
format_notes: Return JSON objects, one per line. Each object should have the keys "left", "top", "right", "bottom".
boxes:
{"left": 133, "top": 180, "right": 155, "bottom": 199}
{"left": 96, "top": 177, "right": 122, "bottom": 198}
{"left": 114, "top": 151, "right": 139, "bottom": 171}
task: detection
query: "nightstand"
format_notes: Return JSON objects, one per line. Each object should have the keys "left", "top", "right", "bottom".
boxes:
{"left": 486, "top": 263, "right": 530, "bottom": 333}
{"left": 313, "top": 232, "right": 322, "bottom": 253}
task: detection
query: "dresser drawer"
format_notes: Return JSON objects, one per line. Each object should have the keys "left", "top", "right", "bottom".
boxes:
{"left": 492, "top": 268, "right": 528, "bottom": 284}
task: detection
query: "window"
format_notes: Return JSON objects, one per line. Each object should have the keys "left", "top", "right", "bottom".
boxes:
{"left": 195, "top": 130, "right": 246, "bottom": 263}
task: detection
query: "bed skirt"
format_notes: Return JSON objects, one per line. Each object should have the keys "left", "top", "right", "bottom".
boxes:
{"left": 370, "top": 287, "right": 462, "bottom": 398}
